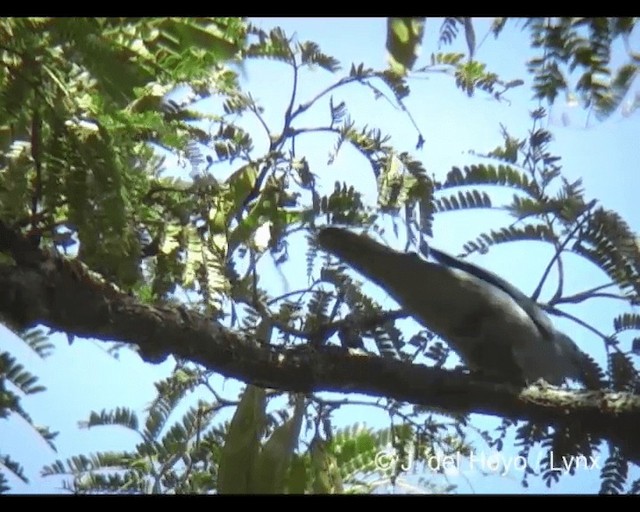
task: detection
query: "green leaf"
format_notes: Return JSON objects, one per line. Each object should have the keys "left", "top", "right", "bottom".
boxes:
{"left": 386, "top": 18, "right": 425, "bottom": 75}
{"left": 286, "top": 454, "right": 308, "bottom": 494}
{"left": 614, "top": 313, "right": 640, "bottom": 333}
{"left": 440, "top": 164, "right": 539, "bottom": 197}
{"left": 0, "top": 454, "right": 28, "bottom": 485}
{"left": 0, "top": 353, "right": 46, "bottom": 395}
{"left": 160, "top": 223, "right": 184, "bottom": 255}
{"left": 159, "top": 18, "right": 244, "bottom": 62}
{"left": 251, "top": 396, "right": 304, "bottom": 493}
{"left": 310, "top": 438, "right": 343, "bottom": 494}
{"left": 20, "top": 328, "right": 55, "bottom": 359}
{"left": 228, "top": 187, "right": 304, "bottom": 254}
{"left": 217, "top": 385, "right": 266, "bottom": 494}
{"left": 298, "top": 41, "right": 341, "bottom": 72}
{"left": 79, "top": 407, "right": 139, "bottom": 431}
{"left": 434, "top": 190, "right": 492, "bottom": 213}
{"left": 184, "top": 227, "right": 229, "bottom": 312}
{"left": 462, "top": 224, "right": 556, "bottom": 255}
{"left": 223, "top": 163, "right": 258, "bottom": 225}
{"left": 463, "top": 18, "right": 476, "bottom": 59}
{"left": 143, "top": 390, "right": 182, "bottom": 442}
{"left": 126, "top": 92, "right": 165, "bottom": 114}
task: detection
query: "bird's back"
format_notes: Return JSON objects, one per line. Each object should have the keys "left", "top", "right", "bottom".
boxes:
{"left": 317, "top": 227, "right": 594, "bottom": 386}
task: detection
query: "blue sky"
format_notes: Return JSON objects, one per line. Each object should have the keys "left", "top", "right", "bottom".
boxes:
{"left": 2, "top": 17, "right": 639, "bottom": 494}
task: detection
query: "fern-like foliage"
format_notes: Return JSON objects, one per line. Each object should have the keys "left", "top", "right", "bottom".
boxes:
{"left": 523, "top": 17, "right": 638, "bottom": 122}
{"left": 0, "top": 325, "right": 57, "bottom": 492}
{"left": 614, "top": 314, "right": 640, "bottom": 333}
{"left": 298, "top": 41, "right": 341, "bottom": 72}
{"left": 42, "top": 377, "right": 224, "bottom": 494}
{"left": 386, "top": 18, "right": 425, "bottom": 76}
{"left": 319, "top": 181, "right": 369, "bottom": 226}
{"left": 434, "top": 190, "right": 492, "bottom": 213}
{"left": 0, "top": 455, "right": 28, "bottom": 493}
{"left": 439, "top": 18, "right": 464, "bottom": 47}
{"left": 244, "top": 26, "right": 294, "bottom": 64}
{"left": 462, "top": 225, "right": 557, "bottom": 255}
{"left": 573, "top": 207, "right": 640, "bottom": 298}
{"left": 600, "top": 447, "right": 629, "bottom": 494}
{"left": 438, "top": 164, "right": 540, "bottom": 196}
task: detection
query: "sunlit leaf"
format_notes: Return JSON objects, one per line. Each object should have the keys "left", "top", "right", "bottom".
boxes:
{"left": 386, "top": 18, "right": 425, "bottom": 75}
{"left": 217, "top": 385, "right": 266, "bottom": 494}
{"left": 251, "top": 396, "right": 304, "bottom": 493}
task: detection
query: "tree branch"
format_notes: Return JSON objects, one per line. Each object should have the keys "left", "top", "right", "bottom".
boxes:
{"left": 1, "top": 223, "right": 640, "bottom": 465}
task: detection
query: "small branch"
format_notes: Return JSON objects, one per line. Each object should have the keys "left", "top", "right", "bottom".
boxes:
{"left": 266, "top": 286, "right": 319, "bottom": 306}
{"left": 542, "top": 304, "right": 611, "bottom": 343}
{"left": 554, "top": 290, "right": 630, "bottom": 305}
{"left": 532, "top": 203, "right": 594, "bottom": 302}
{"left": 282, "top": 60, "right": 299, "bottom": 135}
{"left": 362, "top": 81, "right": 423, "bottom": 140}
{"left": 292, "top": 76, "right": 360, "bottom": 120}
{"left": 287, "top": 126, "right": 341, "bottom": 137}
{"left": 247, "top": 93, "right": 271, "bottom": 141}
{"left": 309, "top": 395, "right": 429, "bottom": 433}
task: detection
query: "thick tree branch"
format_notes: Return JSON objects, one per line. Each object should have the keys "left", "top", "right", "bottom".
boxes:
{"left": 1, "top": 224, "right": 640, "bottom": 464}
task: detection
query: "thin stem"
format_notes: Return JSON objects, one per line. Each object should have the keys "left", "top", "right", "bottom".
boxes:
{"left": 543, "top": 304, "right": 610, "bottom": 343}
{"left": 554, "top": 288, "right": 630, "bottom": 306}
{"left": 282, "top": 60, "right": 298, "bottom": 132}
{"left": 247, "top": 93, "right": 271, "bottom": 140}
{"left": 532, "top": 203, "right": 594, "bottom": 302}
{"left": 292, "top": 76, "right": 360, "bottom": 120}
{"left": 287, "top": 126, "right": 341, "bottom": 137}
{"left": 266, "top": 282, "right": 321, "bottom": 306}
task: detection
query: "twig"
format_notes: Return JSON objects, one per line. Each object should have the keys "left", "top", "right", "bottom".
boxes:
{"left": 532, "top": 202, "right": 595, "bottom": 302}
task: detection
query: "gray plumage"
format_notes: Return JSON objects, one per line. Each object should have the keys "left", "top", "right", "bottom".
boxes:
{"left": 317, "top": 227, "right": 597, "bottom": 387}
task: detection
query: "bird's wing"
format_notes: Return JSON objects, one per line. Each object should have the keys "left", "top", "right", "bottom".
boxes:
{"left": 426, "top": 246, "right": 601, "bottom": 386}
{"left": 427, "top": 247, "right": 556, "bottom": 341}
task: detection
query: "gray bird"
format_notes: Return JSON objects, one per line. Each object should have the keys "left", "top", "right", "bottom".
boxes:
{"left": 317, "top": 227, "right": 599, "bottom": 387}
